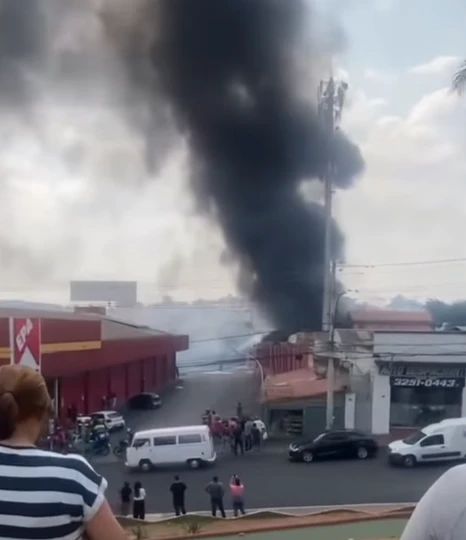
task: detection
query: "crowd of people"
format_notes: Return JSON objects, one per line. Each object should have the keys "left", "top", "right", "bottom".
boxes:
{"left": 119, "top": 474, "right": 247, "bottom": 520}
{"left": 203, "top": 405, "right": 267, "bottom": 456}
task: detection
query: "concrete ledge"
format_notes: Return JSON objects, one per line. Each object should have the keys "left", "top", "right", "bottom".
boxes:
{"left": 116, "top": 503, "right": 415, "bottom": 540}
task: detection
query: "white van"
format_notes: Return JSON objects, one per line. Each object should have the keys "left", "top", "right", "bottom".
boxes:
{"left": 388, "top": 418, "right": 466, "bottom": 467}
{"left": 126, "top": 425, "right": 216, "bottom": 471}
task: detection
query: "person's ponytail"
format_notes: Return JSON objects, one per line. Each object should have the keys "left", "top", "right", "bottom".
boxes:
{"left": 0, "top": 392, "right": 19, "bottom": 440}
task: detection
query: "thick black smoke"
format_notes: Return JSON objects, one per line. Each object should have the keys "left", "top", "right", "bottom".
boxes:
{"left": 139, "top": 0, "right": 364, "bottom": 332}
{"left": 0, "top": 0, "right": 47, "bottom": 106}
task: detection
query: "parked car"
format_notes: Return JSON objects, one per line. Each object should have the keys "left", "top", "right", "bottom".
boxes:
{"left": 90, "top": 410, "right": 126, "bottom": 431}
{"left": 128, "top": 392, "right": 162, "bottom": 410}
{"left": 388, "top": 417, "right": 466, "bottom": 467}
{"left": 288, "top": 429, "right": 378, "bottom": 463}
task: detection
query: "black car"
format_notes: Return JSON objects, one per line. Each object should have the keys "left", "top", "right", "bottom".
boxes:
{"left": 127, "top": 392, "right": 162, "bottom": 410}
{"left": 288, "top": 429, "right": 378, "bottom": 463}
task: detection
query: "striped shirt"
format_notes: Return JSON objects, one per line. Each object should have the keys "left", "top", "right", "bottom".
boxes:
{"left": 0, "top": 443, "right": 107, "bottom": 540}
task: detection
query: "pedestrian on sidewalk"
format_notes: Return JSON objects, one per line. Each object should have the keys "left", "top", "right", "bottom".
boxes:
{"left": 229, "top": 475, "right": 246, "bottom": 517}
{"left": 133, "top": 481, "right": 146, "bottom": 520}
{"left": 206, "top": 476, "right": 226, "bottom": 518}
{"left": 170, "top": 475, "right": 187, "bottom": 516}
{"left": 119, "top": 481, "right": 132, "bottom": 516}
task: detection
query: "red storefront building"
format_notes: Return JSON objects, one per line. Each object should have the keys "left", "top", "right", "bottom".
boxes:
{"left": 0, "top": 308, "right": 189, "bottom": 416}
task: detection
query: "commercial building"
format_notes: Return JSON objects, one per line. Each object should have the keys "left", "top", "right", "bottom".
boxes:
{"left": 0, "top": 308, "right": 188, "bottom": 416}
{"left": 256, "top": 310, "right": 464, "bottom": 439}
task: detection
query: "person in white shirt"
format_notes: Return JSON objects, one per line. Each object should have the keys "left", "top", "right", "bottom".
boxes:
{"left": 133, "top": 481, "right": 146, "bottom": 520}
{"left": 401, "top": 464, "right": 466, "bottom": 540}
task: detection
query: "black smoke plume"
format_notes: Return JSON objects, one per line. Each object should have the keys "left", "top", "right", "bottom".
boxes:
{"left": 95, "top": 0, "right": 365, "bottom": 332}
{"left": 137, "top": 0, "right": 364, "bottom": 332}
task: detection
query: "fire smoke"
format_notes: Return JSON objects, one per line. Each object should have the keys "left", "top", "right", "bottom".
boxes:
{"left": 0, "top": 0, "right": 364, "bottom": 332}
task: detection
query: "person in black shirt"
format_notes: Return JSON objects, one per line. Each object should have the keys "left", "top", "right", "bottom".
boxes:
{"left": 170, "top": 475, "right": 187, "bottom": 516}
{"left": 119, "top": 482, "right": 132, "bottom": 516}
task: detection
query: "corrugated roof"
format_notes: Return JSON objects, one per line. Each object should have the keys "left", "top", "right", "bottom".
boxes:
{"left": 350, "top": 310, "right": 433, "bottom": 324}
{"left": 262, "top": 367, "right": 348, "bottom": 403}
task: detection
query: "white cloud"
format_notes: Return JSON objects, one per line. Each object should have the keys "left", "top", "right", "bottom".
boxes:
{"left": 410, "top": 55, "right": 461, "bottom": 76}
{"left": 364, "top": 68, "right": 396, "bottom": 85}
{"left": 336, "top": 81, "right": 466, "bottom": 303}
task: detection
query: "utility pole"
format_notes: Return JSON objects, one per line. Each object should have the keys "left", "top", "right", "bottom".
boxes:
{"left": 318, "top": 76, "right": 348, "bottom": 430}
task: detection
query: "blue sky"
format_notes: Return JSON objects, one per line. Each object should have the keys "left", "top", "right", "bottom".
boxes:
{"left": 345, "top": 0, "right": 466, "bottom": 71}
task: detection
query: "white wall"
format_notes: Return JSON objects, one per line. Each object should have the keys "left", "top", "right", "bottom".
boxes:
{"left": 344, "top": 393, "right": 356, "bottom": 429}
{"left": 373, "top": 332, "right": 466, "bottom": 364}
{"left": 371, "top": 372, "right": 390, "bottom": 434}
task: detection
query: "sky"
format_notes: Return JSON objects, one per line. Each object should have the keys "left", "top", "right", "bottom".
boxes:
{"left": 1, "top": 0, "right": 466, "bottom": 307}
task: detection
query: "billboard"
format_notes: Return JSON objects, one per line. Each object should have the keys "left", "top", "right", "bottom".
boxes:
{"left": 70, "top": 281, "right": 138, "bottom": 305}
{"left": 10, "top": 318, "right": 42, "bottom": 372}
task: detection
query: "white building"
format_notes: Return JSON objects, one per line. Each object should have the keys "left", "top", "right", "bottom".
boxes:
{"left": 368, "top": 331, "right": 466, "bottom": 434}
{"left": 314, "top": 329, "right": 466, "bottom": 435}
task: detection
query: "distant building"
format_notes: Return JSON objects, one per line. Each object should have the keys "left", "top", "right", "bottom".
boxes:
{"left": 348, "top": 309, "right": 434, "bottom": 332}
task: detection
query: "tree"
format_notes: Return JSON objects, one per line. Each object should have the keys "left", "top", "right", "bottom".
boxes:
{"left": 453, "top": 60, "right": 466, "bottom": 94}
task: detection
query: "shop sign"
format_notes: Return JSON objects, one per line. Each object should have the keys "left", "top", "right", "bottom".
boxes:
{"left": 9, "top": 317, "right": 41, "bottom": 372}
{"left": 380, "top": 363, "right": 466, "bottom": 378}
{"left": 390, "top": 376, "right": 465, "bottom": 389}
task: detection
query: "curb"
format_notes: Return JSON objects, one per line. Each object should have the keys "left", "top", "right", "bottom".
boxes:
{"left": 119, "top": 505, "right": 415, "bottom": 540}
{"left": 143, "top": 502, "right": 417, "bottom": 521}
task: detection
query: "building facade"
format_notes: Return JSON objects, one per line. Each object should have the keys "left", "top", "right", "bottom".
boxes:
{"left": 331, "top": 330, "right": 466, "bottom": 435}
{"left": 0, "top": 308, "right": 188, "bottom": 416}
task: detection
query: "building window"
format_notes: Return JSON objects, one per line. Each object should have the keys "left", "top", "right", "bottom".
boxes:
{"left": 390, "top": 385, "right": 462, "bottom": 428}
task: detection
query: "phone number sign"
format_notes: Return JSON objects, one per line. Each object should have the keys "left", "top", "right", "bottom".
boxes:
{"left": 391, "top": 377, "right": 464, "bottom": 389}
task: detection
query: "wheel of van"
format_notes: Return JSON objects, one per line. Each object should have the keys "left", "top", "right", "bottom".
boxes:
{"left": 403, "top": 455, "right": 416, "bottom": 468}
{"left": 139, "top": 459, "right": 152, "bottom": 472}
{"left": 357, "top": 446, "right": 369, "bottom": 460}
{"left": 302, "top": 451, "right": 314, "bottom": 463}
{"left": 187, "top": 459, "right": 201, "bottom": 469}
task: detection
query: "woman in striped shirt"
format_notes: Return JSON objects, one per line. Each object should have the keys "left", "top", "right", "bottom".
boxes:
{"left": 0, "top": 364, "right": 127, "bottom": 540}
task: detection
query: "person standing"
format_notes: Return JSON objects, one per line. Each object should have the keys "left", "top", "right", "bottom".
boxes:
{"left": 170, "top": 476, "right": 187, "bottom": 516}
{"left": 251, "top": 422, "right": 261, "bottom": 452}
{"left": 244, "top": 418, "right": 253, "bottom": 452}
{"left": 236, "top": 401, "right": 243, "bottom": 419}
{"left": 205, "top": 476, "right": 226, "bottom": 518}
{"left": 119, "top": 482, "right": 132, "bottom": 516}
{"left": 0, "top": 364, "right": 127, "bottom": 540}
{"left": 232, "top": 424, "right": 244, "bottom": 456}
{"left": 229, "top": 475, "right": 246, "bottom": 517}
{"left": 133, "top": 481, "right": 146, "bottom": 520}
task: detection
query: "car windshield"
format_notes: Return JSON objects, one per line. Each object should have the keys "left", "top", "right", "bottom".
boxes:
{"left": 108, "top": 412, "right": 120, "bottom": 418}
{"left": 403, "top": 430, "right": 427, "bottom": 445}
{"left": 313, "top": 433, "right": 326, "bottom": 443}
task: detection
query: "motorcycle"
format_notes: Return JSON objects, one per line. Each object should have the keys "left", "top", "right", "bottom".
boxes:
{"left": 114, "top": 429, "right": 133, "bottom": 458}
{"left": 89, "top": 440, "right": 111, "bottom": 457}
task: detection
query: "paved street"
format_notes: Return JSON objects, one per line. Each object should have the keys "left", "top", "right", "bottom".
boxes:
{"left": 94, "top": 369, "right": 261, "bottom": 465}
{"left": 90, "top": 371, "right": 455, "bottom": 514}
{"left": 98, "top": 450, "right": 455, "bottom": 513}
{"left": 125, "top": 369, "right": 261, "bottom": 432}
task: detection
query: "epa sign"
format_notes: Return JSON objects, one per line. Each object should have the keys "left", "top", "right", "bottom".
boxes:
{"left": 9, "top": 318, "right": 41, "bottom": 372}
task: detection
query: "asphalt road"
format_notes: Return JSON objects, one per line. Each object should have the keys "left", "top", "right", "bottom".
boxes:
{"left": 124, "top": 370, "right": 261, "bottom": 432}
{"left": 99, "top": 450, "right": 455, "bottom": 514}
{"left": 90, "top": 371, "right": 454, "bottom": 514}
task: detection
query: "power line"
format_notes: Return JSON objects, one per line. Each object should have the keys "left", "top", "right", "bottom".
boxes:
{"left": 339, "top": 257, "right": 466, "bottom": 269}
